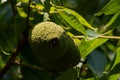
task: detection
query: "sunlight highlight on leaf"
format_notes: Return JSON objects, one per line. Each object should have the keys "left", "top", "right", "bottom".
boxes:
{"left": 59, "top": 11, "right": 87, "bottom": 36}
{"left": 57, "top": 8, "right": 96, "bottom": 30}
{"left": 50, "top": 7, "right": 96, "bottom": 36}
{"left": 17, "top": 7, "right": 27, "bottom": 18}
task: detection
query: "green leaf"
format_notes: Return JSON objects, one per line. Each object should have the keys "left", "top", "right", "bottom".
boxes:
{"left": 52, "top": 0, "right": 63, "bottom": 6}
{"left": 106, "top": 42, "right": 116, "bottom": 52}
{"left": 85, "top": 78, "right": 95, "bottom": 80}
{"left": 60, "top": 8, "right": 96, "bottom": 30}
{"left": 4, "top": 66, "right": 21, "bottom": 80}
{"left": 108, "top": 13, "right": 120, "bottom": 30}
{"left": 17, "top": 6, "right": 27, "bottom": 18}
{"left": 87, "top": 49, "right": 107, "bottom": 77}
{"left": 109, "top": 63, "right": 120, "bottom": 79}
{"left": 96, "top": 12, "right": 120, "bottom": 33}
{"left": 51, "top": 7, "right": 96, "bottom": 36}
{"left": 109, "top": 73, "right": 120, "bottom": 80}
{"left": 58, "top": 10, "right": 87, "bottom": 36}
{"left": 0, "top": 55, "right": 5, "bottom": 69}
{"left": 109, "top": 47, "right": 120, "bottom": 70}
{"left": 95, "top": 0, "right": 120, "bottom": 16}
{"left": 55, "top": 68, "right": 77, "bottom": 80}
{"left": 0, "top": 26, "right": 17, "bottom": 53}
{"left": 79, "top": 38, "right": 108, "bottom": 57}
{"left": 16, "top": 2, "right": 28, "bottom": 18}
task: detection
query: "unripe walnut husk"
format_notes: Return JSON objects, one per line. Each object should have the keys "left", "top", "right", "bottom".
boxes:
{"left": 29, "top": 22, "right": 80, "bottom": 72}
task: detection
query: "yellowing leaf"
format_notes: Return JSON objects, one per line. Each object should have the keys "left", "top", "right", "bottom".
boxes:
{"left": 17, "top": 7, "right": 27, "bottom": 18}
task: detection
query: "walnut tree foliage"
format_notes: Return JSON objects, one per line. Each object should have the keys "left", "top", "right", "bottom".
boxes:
{"left": 0, "top": 0, "right": 120, "bottom": 80}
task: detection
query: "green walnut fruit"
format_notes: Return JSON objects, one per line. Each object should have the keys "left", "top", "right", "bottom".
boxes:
{"left": 29, "top": 22, "right": 80, "bottom": 72}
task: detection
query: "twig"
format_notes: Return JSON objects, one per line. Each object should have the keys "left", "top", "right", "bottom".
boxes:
{"left": 13, "top": 60, "right": 46, "bottom": 71}
{"left": 73, "top": 35, "right": 120, "bottom": 39}
{"left": 98, "top": 36, "right": 120, "bottom": 39}
{"left": 0, "top": 35, "right": 25, "bottom": 79}
{"left": 25, "top": 0, "right": 32, "bottom": 34}
{"left": 9, "top": 0, "right": 17, "bottom": 16}
{"left": 0, "top": 0, "right": 23, "bottom": 78}
{"left": 73, "top": 36, "right": 85, "bottom": 39}
{"left": 0, "top": 0, "right": 32, "bottom": 79}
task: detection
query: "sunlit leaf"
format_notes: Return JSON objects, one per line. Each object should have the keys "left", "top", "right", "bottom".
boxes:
{"left": 17, "top": 7, "right": 27, "bottom": 18}
{"left": 85, "top": 78, "right": 95, "bottom": 80}
{"left": 79, "top": 38, "right": 108, "bottom": 57}
{"left": 50, "top": 7, "right": 96, "bottom": 36}
{"left": 67, "top": 32, "right": 81, "bottom": 46}
{"left": 109, "top": 73, "right": 120, "bottom": 80}
{"left": 58, "top": 8, "right": 96, "bottom": 30}
{"left": 20, "top": 0, "right": 29, "bottom": 3}
{"left": 58, "top": 10, "right": 87, "bottom": 36}
{"left": 95, "top": 0, "right": 120, "bottom": 16}
{"left": 108, "top": 13, "right": 120, "bottom": 30}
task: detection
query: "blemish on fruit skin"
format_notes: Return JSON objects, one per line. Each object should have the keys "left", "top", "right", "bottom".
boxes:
{"left": 48, "top": 37, "right": 59, "bottom": 47}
